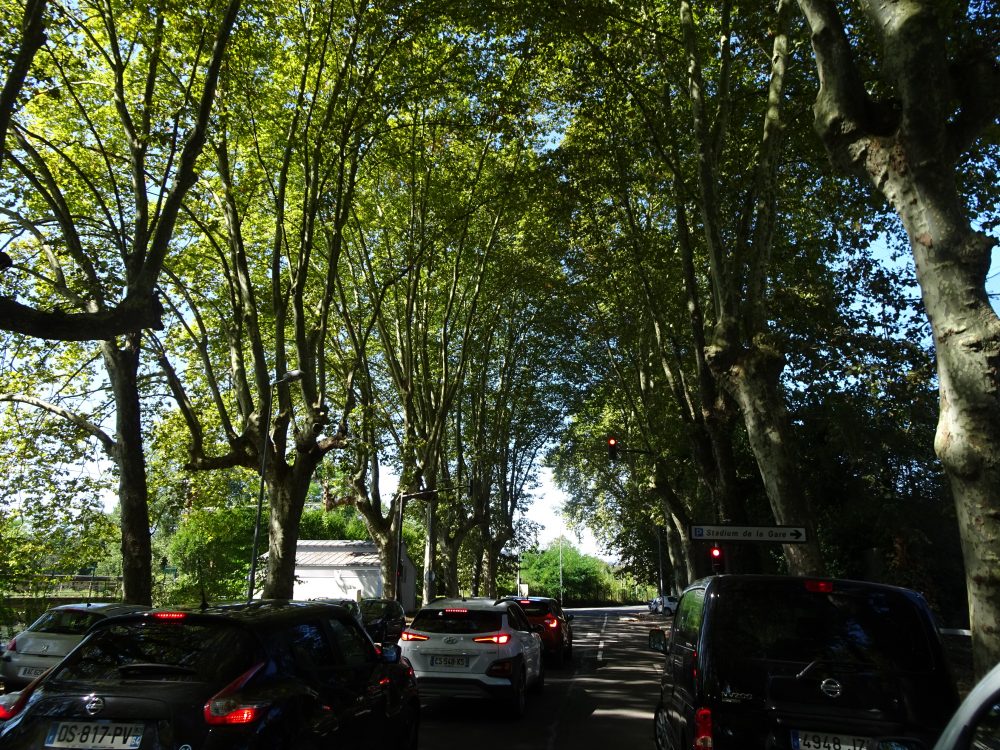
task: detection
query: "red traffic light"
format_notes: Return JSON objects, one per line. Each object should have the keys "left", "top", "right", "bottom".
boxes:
{"left": 710, "top": 546, "right": 722, "bottom": 558}
{"left": 607, "top": 436, "right": 619, "bottom": 460}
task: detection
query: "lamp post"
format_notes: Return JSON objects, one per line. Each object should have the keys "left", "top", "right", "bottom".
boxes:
{"left": 247, "top": 369, "right": 303, "bottom": 601}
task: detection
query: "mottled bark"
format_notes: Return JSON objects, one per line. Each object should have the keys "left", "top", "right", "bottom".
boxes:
{"left": 102, "top": 339, "right": 152, "bottom": 606}
{"left": 797, "top": 0, "right": 1000, "bottom": 677}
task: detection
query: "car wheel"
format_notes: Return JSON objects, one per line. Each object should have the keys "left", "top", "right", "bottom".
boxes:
{"left": 509, "top": 667, "right": 527, "bottom": 717}
{"left": 653, "top": 704, "right": 675, "bottom": 750}
{"left": 530, "top": 656, "right": 545, "bottom": 694}
{"left": 396, "top": 698, "right": 420, "bottom": 750}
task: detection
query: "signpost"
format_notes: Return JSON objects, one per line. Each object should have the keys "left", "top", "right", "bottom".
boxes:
{"left": 689, "top": 524, "right": 808, "bottom": 543}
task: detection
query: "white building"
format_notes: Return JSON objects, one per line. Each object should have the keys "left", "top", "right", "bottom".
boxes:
{"left": 292, "top": 540, "right": 417, "bottom": 612}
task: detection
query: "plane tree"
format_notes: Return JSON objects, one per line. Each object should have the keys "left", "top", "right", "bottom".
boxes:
{"left": 0, "top": 0, "right": 241, "bottom": 603}
{"left": 795, "top": 0, "right": 1000, "bottom": 676}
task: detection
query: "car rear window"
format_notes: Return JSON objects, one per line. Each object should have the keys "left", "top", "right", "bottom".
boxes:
{"left": 711, "top": 581, "right": 935, "bottom": 672}
{"left": 513, "top": 601, "right": 552, "bottom": 617}
{"left": 51, "top": 619, "right": 263, "bottom": 684}
{"left": 30, "top": 609, "right": 105, "bottom": 635}
{"left": 410, "top": 608, "right": 502, "bottom": 634}
{"left": 360, "top": 601, "right": 388, "bottom": 617}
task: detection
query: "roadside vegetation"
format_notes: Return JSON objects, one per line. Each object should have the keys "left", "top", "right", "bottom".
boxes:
{"left": 1, "top": 1, "right": 997, "bottom": 675}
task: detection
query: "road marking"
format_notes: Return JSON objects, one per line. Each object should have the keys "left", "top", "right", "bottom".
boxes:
{"left": 597, "top": 613, "right": 609, "bottom": 660}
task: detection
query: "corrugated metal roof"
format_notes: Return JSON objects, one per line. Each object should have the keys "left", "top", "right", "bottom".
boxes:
{"left": 295, "top": 540, "right": 381, "bottom": 568}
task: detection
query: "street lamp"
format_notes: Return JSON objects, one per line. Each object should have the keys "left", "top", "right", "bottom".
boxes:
{"left": 247, "top": 369, "right": 303, "bottom": 601}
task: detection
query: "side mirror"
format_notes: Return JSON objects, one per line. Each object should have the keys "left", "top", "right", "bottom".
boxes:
{"left": 380, "top": 643, "right": 402, "bottom": 664}
{"left": 648, "top": 628, "right": 667, "bottom": 654}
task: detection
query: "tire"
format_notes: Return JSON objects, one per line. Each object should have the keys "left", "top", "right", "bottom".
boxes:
{"left": 509, "top": 667, "right": 527, "bottom": 717}
{"left": 530, "top": 656, "right": 545, "bottom": 694}
{"left": 653, "top": 703, "right": 675, "bottom": 750}
{"left": 396, "top": 698, "right": 420, "bottom": 750}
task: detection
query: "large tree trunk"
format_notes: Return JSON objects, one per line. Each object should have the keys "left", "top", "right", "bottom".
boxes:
{"left": 797, "top": 0, "right": 1000, "bottom": 678}
{"left": 707, "top": 341, "right": 825, "bottom": 575}
{"left": 261, "top": 458, "right": 317, "bottom": 599}
{"left": 102, "top": 339, "right": 152, "bottom": 606}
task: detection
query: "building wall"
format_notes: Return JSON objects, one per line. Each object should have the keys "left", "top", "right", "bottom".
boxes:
{"left": 293, "top": 568, "right": 383, "bottom": 601}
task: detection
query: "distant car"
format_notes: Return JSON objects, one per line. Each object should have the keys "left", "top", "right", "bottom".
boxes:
{"left": 0, "top": 600, "right": 420, "bottom": 749}
{"left": 0, "top": 602, "right": 149, "bottom": 691}
{"left": 501, "top": 596, "right": 573, "bottom": 666}
{"left": 311, "top": 597, "right": 363, "bottom": 624}
{"left": 649, "top": 575, "right": 959, "bottom": 750}
{"left": 399, "top": 597, "right": 544, "bottom": 716}
{"left": 933, "top": 659, "right": 1000, "bottom": 750}
{"left": 360, "top": 598, "right": 407, "bottom": 644}
{"left": 648, "top": 595, "right": 678, "bottom": 615}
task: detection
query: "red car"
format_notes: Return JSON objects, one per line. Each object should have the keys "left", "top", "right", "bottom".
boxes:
{"left": 505, "top": 597, "right": 573, "bottom": 666}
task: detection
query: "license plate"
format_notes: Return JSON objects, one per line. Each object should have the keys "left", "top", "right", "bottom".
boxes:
{"left": 19, "top": 666, "right": 46, "bottom": 678}
{"left": 792, "top": 730, "right": 873, "bottom": 750}
{"left": 430, "top": 654, "right": 468, "bottom": 668}
{"left": 45, "top": 721, "right": 144, "bottom": 749}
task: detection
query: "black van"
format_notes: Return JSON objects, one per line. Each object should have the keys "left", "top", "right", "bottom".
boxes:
{"left": 648, "top": 575, "right": 959, "bottom": 750}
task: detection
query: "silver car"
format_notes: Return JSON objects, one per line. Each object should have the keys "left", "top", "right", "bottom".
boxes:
{"left": 1, "top": 602, "right": 148, "bottom": 691}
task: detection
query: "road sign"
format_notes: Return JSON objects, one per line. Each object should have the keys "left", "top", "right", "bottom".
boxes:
{"left": 689, "top": 524, "right": 808, "bottom": 543}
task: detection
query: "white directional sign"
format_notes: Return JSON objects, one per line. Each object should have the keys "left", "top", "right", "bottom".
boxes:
{"left": 689, "top": 524, "right": 808, "bottom": 543}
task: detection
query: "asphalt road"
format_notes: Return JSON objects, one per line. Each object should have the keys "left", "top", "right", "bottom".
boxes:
{"left": 419, "top": 605, "right": 669, "bottom": 750}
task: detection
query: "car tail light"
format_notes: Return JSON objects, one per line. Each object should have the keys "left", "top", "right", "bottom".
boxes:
{"left": 0, "top": 672, "right": 43, "bottom": 720}
{"left": 203, "top": 662, "right": 268, "bottom": 726}
{"left": 805, "top": 580, "right": 834, "bottom": 593}
{"left": 444, "top": 608, "right": 468, "bottom": 614}
{"left": 154, "top": 611, "right": 188, "bottom": 621}
{"left": 473, "top": 633, "right": 511, "bottom": 645}
{"left": 4, "top": 637, "right": 15, "bottom": 652}
{"left": 400, "top": 630, "right": 429, "bottom": 642}
{"left": 693, "top": 707, "right": 713, "bottom": 748}
{"left": 544, "top": 616, "right": 559, "bottom": 629}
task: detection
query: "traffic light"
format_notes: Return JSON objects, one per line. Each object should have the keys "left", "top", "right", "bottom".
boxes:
{"left": 710, "top": 545, "right": 723, "bottom": 572}
{"left": 607, "top": 436, "right": 619, "bottom": 461}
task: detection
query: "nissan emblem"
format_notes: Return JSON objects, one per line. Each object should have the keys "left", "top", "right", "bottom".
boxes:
{"left": 820, "top": 678, "right": 843, "bottom": 699}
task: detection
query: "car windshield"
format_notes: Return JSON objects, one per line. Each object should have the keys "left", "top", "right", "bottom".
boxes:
{"left": 30, "top": 609, "right": 105, "bottom": 635}
{"left": 411, "top": 608, "right": 502, "bottom": 634}
{"left": 712, "top": 581, "right": 934, "bottom": 672}
{"left": 51, "top": 619, "right": 263, "bottom": 684}
{"left": 360, "top": 601, "right": 388, "bottom": 617}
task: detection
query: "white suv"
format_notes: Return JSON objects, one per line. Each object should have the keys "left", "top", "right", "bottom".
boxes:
{"left": 399, "top": 597, "right": 544, "bottom": 715}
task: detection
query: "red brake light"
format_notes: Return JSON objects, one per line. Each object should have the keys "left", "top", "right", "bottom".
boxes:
{"left": 694, "top": 707, "right": 713, "bottom": 748}
{"left": 473, "top": 633, "right": 511, "bottom": 645}
{"left": 0, "top": 672, "right": 44, "bottom": 720}
{"left": 518, "top": 600, "right": 531, "bottom": 604}
{"left": 544, "top": 616, "right": 559, "bottom": 629}
{"left": 444, "top": 608, "right": 468, "bottom": 614}
{"left": 203, "top": 662, "right": 267, "bottom": 726}
{"left": 153, "top": 611, "right": 187, "bottom": 620}
{"left": 400, "top": 630, "right": 429, "bottom": 642}
{"left": 804, "top": 580, "right": 834, "bottom": 593}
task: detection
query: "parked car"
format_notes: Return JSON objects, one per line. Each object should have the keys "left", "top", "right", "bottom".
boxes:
{"left": 649, "top": 575, "right": 959, "bottom": 750}
{"left": 310, "top": 597, "right": 363, "bottom": 624}
{"left": 933, "top": 659, "right": 1000, "bottom": 750}
{"left": 399, "top": 597, "right": 544, "bottom": 716}
{"left": 0, "top": 600, "right": 420, "bottom": 749}
{"left": 649, "top": 595, "right": 678, "bottom": 616}
{"left": 501, "top": 596, "right": 573, "bottom": 666}
{"left": 360, "top": 598, "right": 407, "bottom": 645}
{"left": 0, "top": 602, "right": 149, "bottom": 692}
